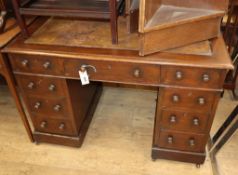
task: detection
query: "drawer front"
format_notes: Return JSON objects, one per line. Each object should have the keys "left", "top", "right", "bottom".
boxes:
{"left": 64, "top": 59, "right": 160, "bottom": 86}
{"left": 9, "top": 54, "right": 64, "bottom": 75}
{"left": 27, "top": 96, "right": 70, "bottom": 119}
{"left": 161, "top": 66, "right": 223, "bottom": 89}
{"left": 33, "top": 116, "right": 76, "bottom": 136}
{"left": 158, "top": 131, "right": 206, "bottom": 152}
{"left": 160, "top": 110, "right": 208, "bottom": 133}
{"left": 16, "top": 75, "right": 66, "bottom": 97}
{"left": 161, "top": 88, "right": 217, "bottom": 112}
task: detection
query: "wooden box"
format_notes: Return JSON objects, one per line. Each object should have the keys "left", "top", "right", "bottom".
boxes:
{"left": 137, "top": 0, "right": 228, "bottom": 56}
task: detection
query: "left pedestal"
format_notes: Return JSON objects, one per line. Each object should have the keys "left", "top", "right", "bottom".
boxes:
{"left": 15, "top": 74, "right": 102, "bottom": 147}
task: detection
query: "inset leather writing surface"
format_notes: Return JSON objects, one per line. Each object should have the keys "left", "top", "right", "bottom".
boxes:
{"left": 25, "top": 17, "right": 212, "bottom": 56}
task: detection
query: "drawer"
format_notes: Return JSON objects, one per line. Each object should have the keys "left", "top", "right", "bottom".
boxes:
{"left": 160, "top": 110, "right": 209, "bottom": 133}
{"left": 157, "top": 131, "right": 206, "bottom": 152}
{"left": 33, "top": 116, "right": 77, "bottom": 136}
{"left": 161, "top": 66, "right": 224, "bottom": 89}
{"left": 27, "top": 96, "right": 71, "bottom": 119}
{"left": 161, "top": 87, "right": 218, "bottom": 112}
{"left": 64, "top": 59, "right": 160, "bottom": 86}
{"left": 16, "top": 75, "right": 67, "bottom": 97}
{"left": 9, "top": 54, "right": 64, "bottom": 75}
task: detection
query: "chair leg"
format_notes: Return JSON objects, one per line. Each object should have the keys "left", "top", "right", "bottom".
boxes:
{"left": 109, "top": 0, "right": 118, "bottom": 44}
{"left": 1, "top": 55, "right": 34, "bottom": 142}
{"left": 11, "top": 0, "right": 29, "bottom": 37}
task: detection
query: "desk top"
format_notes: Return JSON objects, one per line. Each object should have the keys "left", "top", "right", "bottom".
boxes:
{"left": 3, "top": 18, "right": 233, "bottom": 70}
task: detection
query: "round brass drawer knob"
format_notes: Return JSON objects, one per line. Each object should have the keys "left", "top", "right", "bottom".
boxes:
{"left": 40, "top": 121, "right": 47, "bottom": 128}
{"left": 133, "top": 68, "right": 141, "bottom": 78}
{"left": 198, "top": 97, "right": 205, "bottom": 105}
{"left": 202, "top": 74, "right": 210, "bottom": 82}
{"left": 175, "top": 71, "right": 183, "bottom": 80}
{"left": 27, "top": 82, "right": 35, "bottom": 89}
{"left": 172, "top": 95, "right": 180, "bottom": 103}
{"left": 59, "top": 123, "right": 65, "bottom": 130}
{"left": 189, "top": 139, "right": 195, "bottom": 147}
{"left": 34, "top": 102, "right": 41, "bottom": 109}
{"left": 170, "top": 115, "right": 177, "bottom": 123}
{"left": 54, "top": 104, "right": 61, "bottom": 112}
{"left": 21, "top": 60, "right": 29, "bottom": 67}
{"left": 48, "top": 84, "right": 56, "bottom": 91}
{"left": 43, "top": 61, "right": 51, "bottom": 69}
{"left": 167, "top": 136, "right": 173, "bottom": 144}
{"left": 193, "top": 118, "right": 200, "bottom": 126}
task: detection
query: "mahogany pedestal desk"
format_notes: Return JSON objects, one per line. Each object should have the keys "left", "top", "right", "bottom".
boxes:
{"left": 3, "top": 19, "right": 233, "bottom": 165}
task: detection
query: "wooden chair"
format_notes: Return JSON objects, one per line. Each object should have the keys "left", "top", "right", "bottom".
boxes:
{"left": 11, "top": 0, "right": 121, "bottom": 44}
{"left": 0, "top": 16, "right": 34, "bottom": 142}
{"left": 223, "top": 0, "right": 238, "bottom": 99}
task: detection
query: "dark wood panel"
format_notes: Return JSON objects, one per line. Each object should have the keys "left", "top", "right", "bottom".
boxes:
{"left": 152, "top": 147, "right": 206, "bottom": 164}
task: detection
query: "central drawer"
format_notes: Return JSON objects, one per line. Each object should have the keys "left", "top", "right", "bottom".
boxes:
{"left": 64, "top": 59, "right": 161, "bottom": 86}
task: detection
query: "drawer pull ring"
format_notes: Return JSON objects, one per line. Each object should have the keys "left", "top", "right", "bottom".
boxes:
{"left": 193, "top": 118, "right": 200, "bottom": 126}
{"left": 54, "top": 105, "right": 61, "bottom": 112}
{"left": 48, "top": 84, "right": 56, "bottom": 91}
{"left": 170, "top": 115, "right": 177, "bottom": 123}
{"left": 21, "top": 60, "right": 29, "bottom": 67}
{"left": 59, "top": 123, "right": 65, "bottom": 130}
{"left": 40, "top": 121, "right": 47, "bottom": 128}
{"left": 27, "top": 82, "right": 35, "bottom": 89}
{"left": 172, "top": 95, "right": 180, "bottom": 103}
{"left": 34, "top": 102, "right": 41, "bottom": 109}
{"left": 198, "top": 97, "right": 205, "bottom": 105}
{"left": 133, "top": 69, "right": 141, "bottom": 78}
{"left": 189, "top": 139, "right": 195, "bottom": 147}
{"left": 167, "top": 136, "right": 173, "bottom": 144}
{"left": 202, "top": 74, "right": 210, "bottom": 82}
{"left": 175, "top": 71, "right": 183, "bottom": 80}
{"left": 43, "top": 61, "right": 51, "bottom": 69}
{"left": 81, "top": 64, "right": 97, "bottom": 72}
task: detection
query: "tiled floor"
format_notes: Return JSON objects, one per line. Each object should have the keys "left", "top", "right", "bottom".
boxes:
{"left": 0, "top": 85, "right": 237, "bottom": 175}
